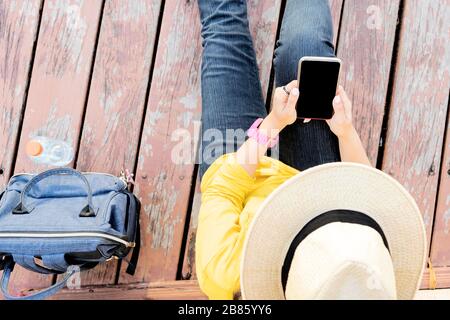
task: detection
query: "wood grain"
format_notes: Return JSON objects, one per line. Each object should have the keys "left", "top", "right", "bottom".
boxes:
{"left": 9, "top": 0, "right": 103, "bottom": 296}
{"left": 52, "top": 280, "right": 206, "bottom": 300}
{"left": 119, "top": 0, "right": 282, "bottom": 284}
{"left": 118, "top": 0, "right": 203, "bottom": 284}
{"left": 329, "top": 0, "right": 344, "bottom": 46}
{"left": 14, "top": 0, "right": 103, "bottom": 173}
{"left": 50, "top": 276, "right": 450, "bottom": 299}
{"left": 430, "top": 107, "right": 450, "bottom": 265}
{"left": 337, "top": 0, "right": 401, "bottom": 164}
{"left": 0, "top": 0, "right": 42, "bottom": 189}
{"left": 382, "top": 0, "right": 450, "bottom": 244}
{"left": 421, "top": 267, "right": 450, "bottom": 290}
{"left": 74, "top": 0, "right": 162, "bottom": 286}
{"left": 180, "top": 176, "right": 201, "bottom": 280}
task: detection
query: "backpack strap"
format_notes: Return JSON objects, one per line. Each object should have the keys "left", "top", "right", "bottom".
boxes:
{"left": 12, "top": 167, "right": 97, "bottom": 217}
{"left": 125, "top": 194, "right": 140, "bottom": 275}
{"left": 41, "top": 254, "right": 70, "bottom": 273}
{"left": 1, "top": 259, "right": 77, "bottom": 300}
{"left": 13, "top": 254, "right": 60, "bottom": 274}
{"left": 126, "top": 217, "right": 140, "bottom": 275}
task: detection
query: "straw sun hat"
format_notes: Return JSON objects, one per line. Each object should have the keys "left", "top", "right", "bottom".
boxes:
{"left": 240, "top": 162, "right": 427, "bottom": 300}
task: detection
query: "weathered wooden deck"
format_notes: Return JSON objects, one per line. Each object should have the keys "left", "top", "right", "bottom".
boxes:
{"left": 0, "top": 0, "right": 449, "bottom": 299}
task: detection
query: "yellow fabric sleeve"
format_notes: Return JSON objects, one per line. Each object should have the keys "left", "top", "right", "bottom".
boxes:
{"left": 195, "top": 154, "right": 255, "bottom": 300}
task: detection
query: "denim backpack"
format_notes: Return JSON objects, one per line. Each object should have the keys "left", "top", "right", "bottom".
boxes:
{"left": 0, "top": 167, "right": 140, "bottom": 300}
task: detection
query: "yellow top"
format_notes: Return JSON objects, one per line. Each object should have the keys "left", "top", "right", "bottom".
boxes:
{"left": 195, "top": 153, "right": 299, "bottom": 300}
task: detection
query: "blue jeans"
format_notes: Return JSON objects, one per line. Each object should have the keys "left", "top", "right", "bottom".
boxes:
{"left": 198, "top": 0, "right": 340, "bottom": 178}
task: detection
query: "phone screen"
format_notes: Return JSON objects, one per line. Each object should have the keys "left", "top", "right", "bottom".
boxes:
{"left": 297, "top": 59, "right": 340, "bottom": 120}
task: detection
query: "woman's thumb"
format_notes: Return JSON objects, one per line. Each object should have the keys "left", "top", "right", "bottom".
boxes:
{"left": 333, "top": 94, "right": 344, "bottom": 112}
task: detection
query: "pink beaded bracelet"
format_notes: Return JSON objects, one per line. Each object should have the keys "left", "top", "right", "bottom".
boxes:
{"left": 247, "top": 118, "right": 279, "bottom": 148}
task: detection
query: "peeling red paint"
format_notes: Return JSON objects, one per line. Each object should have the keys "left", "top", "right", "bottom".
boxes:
{"left": 383, "top": 0, "right": 450, "bottom": 250}
{"left": 74, "top": 0, "right": 162, "bottom": 286}
{"left": 0, "top": 0, "right": 41, "bottom": 190}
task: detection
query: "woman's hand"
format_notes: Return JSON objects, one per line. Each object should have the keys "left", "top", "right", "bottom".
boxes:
{"left": 326, "top": 85, "right": 372, "bottom": 166}
{"left": 325, "top": 85, "right": 354, "bottom": 138}
{"left": 268, "top": 80, "right": 300, "bottom": 130}
{"left": 236, "top": 81, "right": 299, "bottom": 177}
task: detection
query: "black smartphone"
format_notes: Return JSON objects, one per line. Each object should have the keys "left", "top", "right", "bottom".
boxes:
{"left": 296, "top": 56, "right": 341, "bottom": 120}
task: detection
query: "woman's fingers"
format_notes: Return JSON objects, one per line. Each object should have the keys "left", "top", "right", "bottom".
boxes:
{"left": 277, "top": 80, "right": 298, "bottom": 97}
{"left": 286, "top": 87, "right": 300, "bottom": 111}
{"left": 285, "top": 80, "right": 298, "bottom": 92}
{"left": 337, "top": 85, "right": 352, "bottom": 118}
{"left": 275, "top": 80, "right": 299, "bottom": 104}
{"left": 333, "top": 94, "right": 343, "bottom": 108}
{"left": 338, "top": 85, "right": 351, "bottom": 106}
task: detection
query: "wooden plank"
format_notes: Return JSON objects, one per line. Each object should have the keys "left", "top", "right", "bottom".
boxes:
{"left": 52, "top": 275, "right": 448, "bottom": 299}
{"left": 382, "top": 0, "right": 450, "bottom": 244}
{"left": 119, "top": 0, "right": 282, "bottom": 284}
{"left": 329, "top": 0, "right": 344, "bottom": 46}
{"left": 430, "top": 108, "right": 450, "bottom": 266}
{"left": 180, "top": 177, "right": 201, "bottom": 280}
{"left": 49, "top": 276, "right": 450, "bottom": 299}
{"left": 14, "top": 0, "right": 103, "bottom": 173}
{"left": 421, "top": 267, "right": 450, "bottom": 290}
{"left": 52, "top": 281, "right": 206, "bottom": 300}
{"left": 416, "top": 288, "right": 450, "bottom": 300}
{"left": 337, "top": 0, "right": 401, "bottom": 164}
{"left": 9, "top": 0, "right": 103, "bottom": 297}
{"left": 180, "top": 0, "right": 345, "bottom": 281}
{"left": 118, "top": 0, "right": 203, "bottom": 283}
{"left": 73, "top": 0, "right": 162, "bottom": 286}
{"left": 0, "top": 0, "right": 42, "bottom": 189}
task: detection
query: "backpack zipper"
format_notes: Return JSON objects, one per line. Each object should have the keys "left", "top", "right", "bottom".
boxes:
{"left": 8, "top": 172, "right": 127, "bottom": 190}
{"left": 0, "top": 231, "right": 135, "bottom": 248}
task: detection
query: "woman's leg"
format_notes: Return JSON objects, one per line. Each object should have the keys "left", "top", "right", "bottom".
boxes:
{"left": 198, "top": 0, "right": 266, "bottom": 178}
{"left": 273, "top": 0, "right": 341, "bottom": 171}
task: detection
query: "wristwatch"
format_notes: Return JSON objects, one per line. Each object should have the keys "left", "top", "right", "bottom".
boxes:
{"left": 247, "top": 118, "right": 279, "bottom": 148}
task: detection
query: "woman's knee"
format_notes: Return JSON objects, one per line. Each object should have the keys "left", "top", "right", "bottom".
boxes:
{"left": 274, "top": 30, "right": 335, "bottom": 83}
{"left": 277, "top": 29, "right": 334, "bottom": 63}
{"left": 198, "top": 0, "right": 248, "bottom": 32}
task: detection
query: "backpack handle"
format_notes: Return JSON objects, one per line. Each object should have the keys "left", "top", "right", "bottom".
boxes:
{"left": 1, "top": 259, "right": 77, "bottom": 300}
{"left": 12, "top": 167, "right": 97, "bottom": 217}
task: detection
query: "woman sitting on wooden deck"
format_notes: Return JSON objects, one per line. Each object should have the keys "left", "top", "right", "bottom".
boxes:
{"left": 195, "top": 0, "right": 426, "bottom": 300}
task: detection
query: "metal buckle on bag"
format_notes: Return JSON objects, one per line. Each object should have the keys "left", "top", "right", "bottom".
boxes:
{"left": 106, "top": 256, "right": 119, "bottom": 262}
{"left": 127, "top": 242, "right": 136, "bottom": 248}
{"left": 12, "top": 203, "right": 29, "bottom": 215}
{"left": 0, "top": 256, "right": 13, "bottom": 271}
